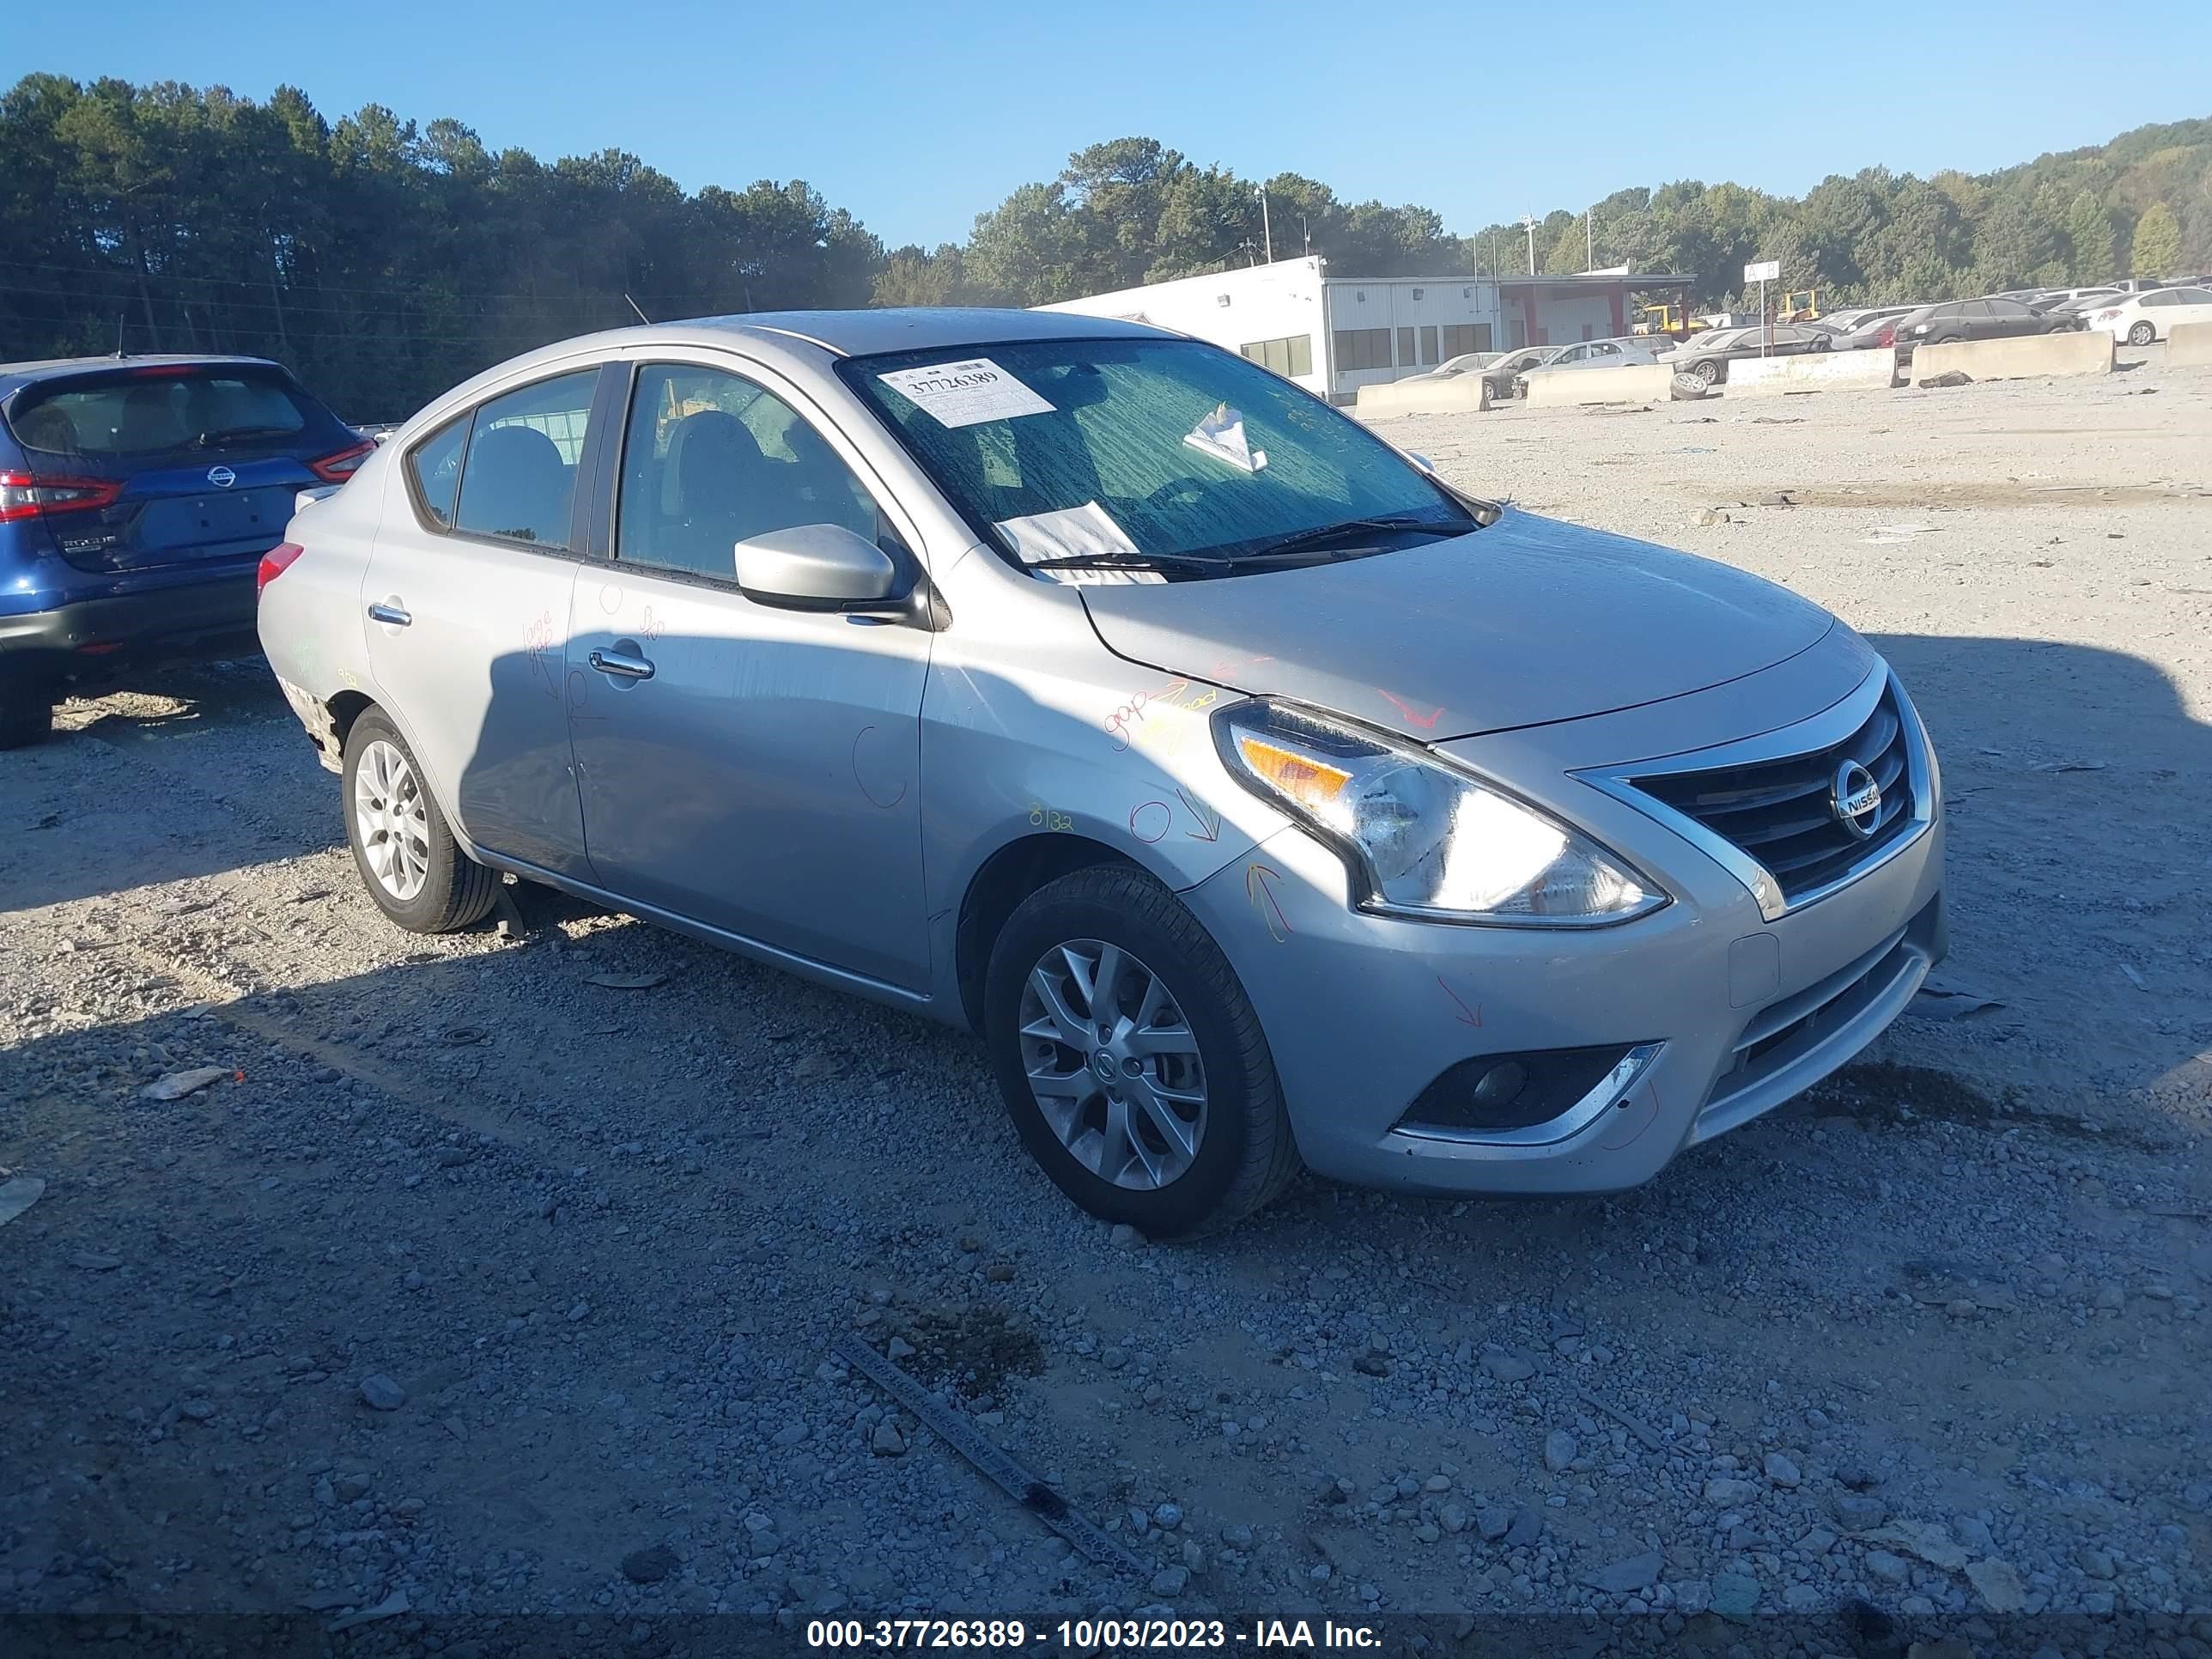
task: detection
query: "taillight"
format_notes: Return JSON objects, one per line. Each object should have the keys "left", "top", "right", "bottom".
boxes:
{"left": 309, "top": 440, "right": 375, "bottom": 483}
{"left": 257, "top": 542, "right": 305, "bottom": 596}
{"left": 0, "top": 471, "right": 124, "bottom": 523}
{"left": 1875, "top": 327, "right": 1894, "bottom": 347}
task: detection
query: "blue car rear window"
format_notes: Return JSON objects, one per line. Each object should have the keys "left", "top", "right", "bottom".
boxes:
{"left": 9, "top": 369, "right": 317, "bottom": 459}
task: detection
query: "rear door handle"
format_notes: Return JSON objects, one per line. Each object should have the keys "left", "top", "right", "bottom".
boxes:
{"left": 367, "top": 601, "right": 411, "bottom": 627}
{"left": 588, "top": 647, "right": 654, "bottom": 681}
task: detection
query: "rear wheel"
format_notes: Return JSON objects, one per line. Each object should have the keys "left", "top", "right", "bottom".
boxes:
{"left": 0, "top": 665, "right": 56, "bottom": 750}
{"left": 341, "top": 708, "right": 497, "bottom": 933}
{"left": 984, "top": 866, "right": 1298, "bottom": 1237}
{"left": 2127, "top": 320, "right": 2156, "bottom": 346}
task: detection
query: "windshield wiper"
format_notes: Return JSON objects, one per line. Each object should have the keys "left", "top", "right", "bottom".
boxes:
{"left": 1238, "top": 514, "right": 1473, "bottom": 562}
{"left": 1024, "top": 551, "right": 1224, "bottom": 575}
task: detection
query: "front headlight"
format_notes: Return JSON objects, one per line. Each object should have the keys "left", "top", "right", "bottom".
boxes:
{"left": 1213, "top": 700, "right": 1666, "bottom": 927}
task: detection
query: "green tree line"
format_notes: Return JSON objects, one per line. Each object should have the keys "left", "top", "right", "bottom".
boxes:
{"left": 4, "top": 74, "right": 2208, "bottom": 420}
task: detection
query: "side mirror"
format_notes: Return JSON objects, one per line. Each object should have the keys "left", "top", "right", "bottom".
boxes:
{"left": 732, "top": 523, "right": 900, "bottom": 611}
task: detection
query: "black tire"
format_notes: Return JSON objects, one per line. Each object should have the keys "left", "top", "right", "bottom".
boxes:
{"left": 2127, "top": 321, "right": 2156, "bottom": 347}
{"left": 1692, "top": 358, "right": 1722, "bottom": 386}
{"left": 983, "top": 865, "right": 1299, "bottom": 1237}
{"left": 341, "top": 708, "right": 498, "bottom": 933}
{"left": 0, "top": 667, "right": 56, "bottom": 750}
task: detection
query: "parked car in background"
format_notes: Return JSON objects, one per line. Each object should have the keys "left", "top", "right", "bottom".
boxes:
{"left": 1666, "top": 324, "right": 1832, "bottom": 386}
{"left": 1824, "top": 307, "right": 1920, "bottom": 351}
{"left": 258, "top": 308, "right": 1944, "bottom": 1235}
{"left": 2080, "top": 286, "right": 2212, "bottom": 345}
{"left": 1891, "top": 298, "right": 2084, "bottom": 354}
{"left": 1478, "top": 345, "right": 1566, "bottom": 400}
{"left": 1406, "top": 351, "right": 1502, "bottom": 382}
{"left": 2043, "top": 289, "right": 2124, "bottom": 315}
{"left": 0, "top": 354, "right": 371, "bottom": 745}
{"left": 1514, "top": 338, "right": 1662, "bottom": 395}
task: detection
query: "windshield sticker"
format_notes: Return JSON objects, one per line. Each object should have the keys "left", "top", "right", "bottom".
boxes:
{"left": 877, "top": 358, "right": 1054, "bottom": 428}
{"left": 995, "top": 501, "right": 1164, "bottom": 586}
{"left": 1182, "top": 403, "right": 1267, "bottom": 474}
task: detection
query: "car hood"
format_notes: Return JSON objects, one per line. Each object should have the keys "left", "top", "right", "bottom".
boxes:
{"left": 1076, "top": 507, "right": 1836, "bottom": 741}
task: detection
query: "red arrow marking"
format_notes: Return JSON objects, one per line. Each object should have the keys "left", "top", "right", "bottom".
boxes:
{"left": 1378, "top": 689, "right": 1445, "bottom": 729}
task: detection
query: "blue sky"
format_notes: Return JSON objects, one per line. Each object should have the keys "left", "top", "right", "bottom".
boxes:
{"left": 10, "top": 0, "right": 2209, "bottom": 249}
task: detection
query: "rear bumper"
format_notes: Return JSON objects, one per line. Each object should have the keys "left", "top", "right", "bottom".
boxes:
{"left": 0, "top": 574, "right": 258, "bottom": 677}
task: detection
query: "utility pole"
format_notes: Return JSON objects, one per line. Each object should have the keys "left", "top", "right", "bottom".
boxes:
{"left": 1521, "top": 215, "right": 1537, "bottom": 276}
{"left": 1258, "top": 185, "right": 1273, "bottom": 264}
{"left": 1586, "top": 208, "right": 1594, "bottom": 272}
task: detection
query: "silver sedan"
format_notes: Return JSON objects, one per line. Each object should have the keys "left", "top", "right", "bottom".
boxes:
{"left": 258, "top": 308, "right": 1945, "bottom": 1235}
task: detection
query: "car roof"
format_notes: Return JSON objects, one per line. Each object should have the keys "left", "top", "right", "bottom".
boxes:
{"left": 668, "top": 307, "right": 1164, "bottom": 357}
{"left": 0, "top": 352, "right": 284, "bottom": 396}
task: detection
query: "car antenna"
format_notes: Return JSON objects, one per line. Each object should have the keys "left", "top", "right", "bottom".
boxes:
{"left": 623, "top": 293, "right": 653, "bottom": 325}
{"left": 113, "top": 311, "right": 129, "bottom": 359}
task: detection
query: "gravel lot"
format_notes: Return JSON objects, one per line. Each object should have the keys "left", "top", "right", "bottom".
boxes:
{"left": 3, "top": 355, "right": 2209, "bottom": 1655}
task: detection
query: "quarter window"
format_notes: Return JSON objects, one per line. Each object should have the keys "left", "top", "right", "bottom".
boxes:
{"left": 614, "top": 363, "right": 879, "bottom": 582}
{"left": 453, "top": 370, "right": 598, "bottom": 548}
{"left": 408, "top": 413, "right": 468, "bottom": 528}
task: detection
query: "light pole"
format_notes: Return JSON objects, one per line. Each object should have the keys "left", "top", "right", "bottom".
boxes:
{"left": 1258, "top": 185, "right": 1273, "bottom": 264}
{"left": 1521, "top": 215, "right": 1537, "bottom": 276}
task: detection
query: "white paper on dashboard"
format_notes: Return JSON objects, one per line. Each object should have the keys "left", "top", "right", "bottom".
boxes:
{"left": 994, "top": 500, "right": 1165, "bottom": 585}
{"left": 1182, "top": 402, "right": 1267, "bottom": 473}
{"left": 876, "top": 358, "right": 1054, "bottom": 428}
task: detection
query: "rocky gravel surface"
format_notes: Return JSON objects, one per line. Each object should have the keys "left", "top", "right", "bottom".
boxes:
{"left": 3, "top": 361, "right": 2209, "bottom": 1656}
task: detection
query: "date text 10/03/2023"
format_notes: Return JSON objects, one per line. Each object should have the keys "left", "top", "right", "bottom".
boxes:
{"left": 803, "top": 1617, "right": 1383, "bottom": 1650}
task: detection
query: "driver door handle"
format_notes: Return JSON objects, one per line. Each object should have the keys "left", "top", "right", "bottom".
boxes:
{"left": 588, "top": 647, "right": 654, "bottom": 681}
{"left": 367, "top": 601, "right": 411, "bottom": 627}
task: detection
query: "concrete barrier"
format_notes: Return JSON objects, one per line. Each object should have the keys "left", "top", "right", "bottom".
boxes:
{"left": 2169, "top": 321, "right": 2212, "bottom": 368}
{"left": 1522, "top": 361, "right": 1676, "bottom": 407}
{"left": 1353, "top": 376, "right": 1489, "bottom": 417}
{"left": 1725, "top": 350, "right": 1899, "bottom": 395}
{"left": 1909, "top": 330, "right": 2112, "bottom": 386}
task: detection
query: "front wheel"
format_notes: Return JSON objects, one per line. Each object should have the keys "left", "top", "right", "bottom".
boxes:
{"left": 342, "top": 708, "right": 498, "bottom": 933}
{"left": 984, "top": 866, "right": 1299, "bottom": 1237}
{"left": 2127, "top": 321, "right": 2156, "bottom": 346}
{"left": 1692, "top": 359, "right": 1722, "bottom": 386}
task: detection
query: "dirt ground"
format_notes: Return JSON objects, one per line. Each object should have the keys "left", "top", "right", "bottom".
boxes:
{"left": 2, "top": 353, "right": 2208, "bottom": 1655}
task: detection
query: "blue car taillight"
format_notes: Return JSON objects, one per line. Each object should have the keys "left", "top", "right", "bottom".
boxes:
{"left": 0, "top": 470, "right": 124, "bottom": 523}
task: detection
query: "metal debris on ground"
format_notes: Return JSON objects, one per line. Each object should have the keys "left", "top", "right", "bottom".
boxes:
{"left": 1906, "top": 977, "right": 2004, "bottom": 1022}
{"left": 585, "top": 972, "right": 666, "bottom": 989}
{"left": 1864, "top": 522, "right": 1938, "bottom": 545}
{"left": 140, "top": 1066, "right": 228, "bottom": 1102}
{"left": 834, "top": 1331, "right": 1149, "bottom": 1579}
{"left": 0, "top": 1174, "right": 46, "bottom": 1227}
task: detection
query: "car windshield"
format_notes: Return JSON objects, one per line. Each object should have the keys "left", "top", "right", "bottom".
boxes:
{"left": 8, "top": 367, "right": 317, "bottom": 459}
{"left": 842, "top": 337, "right": 1474, "bottom": 580}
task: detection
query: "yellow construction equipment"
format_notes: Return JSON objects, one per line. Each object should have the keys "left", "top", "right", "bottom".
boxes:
{"left": 1632, "top": 303, "right": 1714, "bottom": 338}
{"left": 1777, "top": 289, "right": 1820, "bottom": 322}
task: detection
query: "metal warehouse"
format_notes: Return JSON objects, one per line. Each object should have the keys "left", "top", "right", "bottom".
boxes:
{"left": 1038, "top": 256, "right": 1696, "bottom": 403}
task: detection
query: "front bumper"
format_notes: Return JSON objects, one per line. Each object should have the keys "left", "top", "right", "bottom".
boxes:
{"left": 1180, "top": 668, "right": 1946, "bottom": 1197}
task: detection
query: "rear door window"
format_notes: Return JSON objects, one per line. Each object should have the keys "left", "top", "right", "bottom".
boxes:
{"left": 9, "top": 368, "right": 317, "bottom": 459}
{"left": 452, "top": 371, "right": 598, "bottom": 549}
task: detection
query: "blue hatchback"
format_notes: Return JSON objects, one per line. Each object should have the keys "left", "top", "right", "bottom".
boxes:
{"left": 0, "top": 354, "right": 369, "bottom": 745}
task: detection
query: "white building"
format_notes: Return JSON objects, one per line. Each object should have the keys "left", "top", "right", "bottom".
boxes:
{"left": 1039, "top": 257, "right": 1695, "bottom": 404}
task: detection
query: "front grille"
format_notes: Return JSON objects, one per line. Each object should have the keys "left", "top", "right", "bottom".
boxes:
{"left": 1632, "top": 683, "right": 1916, "bottom": 903}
